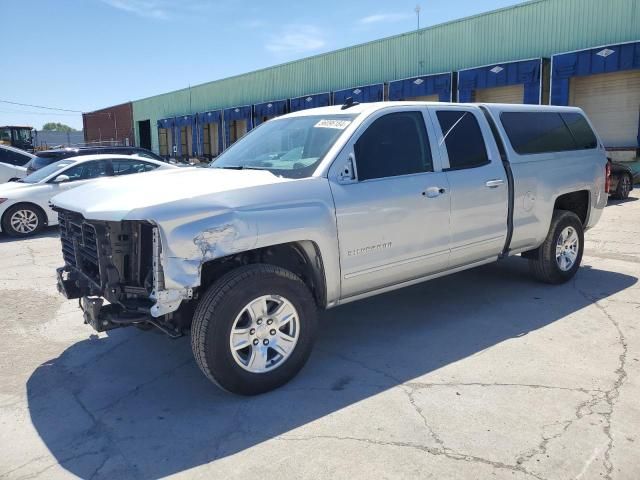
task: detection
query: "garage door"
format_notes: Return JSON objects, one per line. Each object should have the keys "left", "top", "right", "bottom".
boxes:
{"left": 474, "top": 84, "right": 525, "bottom": 104}
{"left": 407, "top": 94, "right": 440, "bottom": 102}
{"left": 570, "top": 70, "right": 640, "bottom": 148}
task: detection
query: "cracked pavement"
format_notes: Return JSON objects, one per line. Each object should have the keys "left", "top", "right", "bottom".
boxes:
{"left": 1, "top": 193, "right": 639, "bottom": 479}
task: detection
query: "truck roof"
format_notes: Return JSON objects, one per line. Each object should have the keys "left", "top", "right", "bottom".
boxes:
{"left": 281, "top": 101, "right": 585, "bottom": 119}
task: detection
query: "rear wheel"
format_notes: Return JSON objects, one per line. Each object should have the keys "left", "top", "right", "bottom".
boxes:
{"left": 613, "top": 173, "right": 632, "bottom": 200}
{"left": 2, "top": 204, "right": 45, "bottom": 237}
{"left": 191, "top": 264, "right": 318, "bottom": 395}
{"left": 528, "top": 210, "right": 584, "bottom": 284}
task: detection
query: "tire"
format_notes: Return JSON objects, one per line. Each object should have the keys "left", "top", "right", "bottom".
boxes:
{"left": 612, "top": 173, "right": 632, "bottom": 200}
{"left": 1, "top": 203, "right": 45, "bottom": 237}
{"left": 528, "top": 210, "right": 584, "bottom": 284}
{"left": 191, "top": 264, "right": 318, "bottom": 395}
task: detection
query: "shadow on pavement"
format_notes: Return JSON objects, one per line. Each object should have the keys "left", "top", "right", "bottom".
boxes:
{"left": 25, "top": 257, "right": 637, "bottom": 478}
{"left": 607, "top": 196, "right": 638, "bottom": 207}
{"left": 0, "top": 226, "right": 58, "bottom": 243}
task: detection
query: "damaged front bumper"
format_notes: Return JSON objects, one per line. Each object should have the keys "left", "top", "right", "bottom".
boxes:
{"left": 57, "top": 265, "right": 186, "bottom": 338}
{"left": 54, "top": 209, "right": 192, "bottom": 336}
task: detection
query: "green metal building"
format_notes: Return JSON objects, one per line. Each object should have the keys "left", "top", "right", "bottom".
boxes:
{"left": 124, "top": 0, "right": 639, "bottom": 157}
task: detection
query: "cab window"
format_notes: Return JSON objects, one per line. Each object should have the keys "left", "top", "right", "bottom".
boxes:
{"left": 355, "top": 111, "right": 432, "bottom": 181}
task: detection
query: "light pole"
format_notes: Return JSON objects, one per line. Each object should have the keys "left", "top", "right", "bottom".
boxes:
{"left": 415, "top": 4, "right": 421, "bottom": 30}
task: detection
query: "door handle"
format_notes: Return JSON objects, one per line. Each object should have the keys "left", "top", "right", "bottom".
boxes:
{"left": 422, "top": 186, "right": 447, "bottom": 198}
{"left": 485, "top": 179, "right": 505, "bottom": 188}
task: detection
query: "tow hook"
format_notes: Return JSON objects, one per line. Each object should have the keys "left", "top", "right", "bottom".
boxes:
{"left": 80, "top": 296, "right": 111, "bottom": 331}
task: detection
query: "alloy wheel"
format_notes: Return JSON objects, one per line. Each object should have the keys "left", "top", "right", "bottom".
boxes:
{"left": 10, "top": 209, "right": 39, "bottom": 234}
{"left": 229, "top": 294, "right": 300, "bottom": 373}
{"left": 555, "top": 226, "right": 579, "bottom": 271}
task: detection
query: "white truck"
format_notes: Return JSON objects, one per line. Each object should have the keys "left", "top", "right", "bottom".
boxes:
{"left": 52, "top": 101, "right": 608, "bottom": 395}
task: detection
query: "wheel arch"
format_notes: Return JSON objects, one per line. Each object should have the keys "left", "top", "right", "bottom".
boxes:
{"left": 553, "top": 190, "right": 590, "bottom": 226}
{"left": 199, "top": 240, "right": 328, "bottom": 308}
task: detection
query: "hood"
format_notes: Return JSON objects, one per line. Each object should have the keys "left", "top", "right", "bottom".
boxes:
{"left": 0, "top": 181, "right": 38, "bottom": 195}
{"left": 50, "top": 167, "right": 291, "bottom": 221}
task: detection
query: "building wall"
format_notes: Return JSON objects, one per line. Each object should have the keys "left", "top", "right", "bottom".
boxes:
{"left": 133, "top": 0, "right": 640, "bottom": 152}
{"left": 33, "top": 130, "right": 85, "bottom": 150}
{"left": 83, "top": 102, "right": 134, "bottom": 146}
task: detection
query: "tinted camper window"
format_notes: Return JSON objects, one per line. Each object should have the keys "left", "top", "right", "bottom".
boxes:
{"left": 561, "top": 113, "right": 598, "bottom": 150}
{"left": 501, "top": 112, "right": 597, "bottom": 155}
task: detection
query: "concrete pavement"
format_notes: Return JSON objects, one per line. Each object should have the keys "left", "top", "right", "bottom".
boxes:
{"left": 1, "top": 193, "right": 639, "bottom": 479}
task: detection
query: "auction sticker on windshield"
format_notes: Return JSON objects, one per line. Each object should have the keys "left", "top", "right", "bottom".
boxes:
{"left": 314, "top": 119, "right": 352, "bottom": 129}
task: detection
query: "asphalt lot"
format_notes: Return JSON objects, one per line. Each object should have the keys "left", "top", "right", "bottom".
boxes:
{"left": 1, "top": 193, "right": 639, "bottom": 480}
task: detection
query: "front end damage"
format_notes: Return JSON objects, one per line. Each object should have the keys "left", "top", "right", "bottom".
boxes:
{"left": 55, "top": 208, "right": 193, "bottom": 337}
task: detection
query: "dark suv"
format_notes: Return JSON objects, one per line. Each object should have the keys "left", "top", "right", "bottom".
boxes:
{"left": 26, "top": 146, "right": 164, "bottom": 174}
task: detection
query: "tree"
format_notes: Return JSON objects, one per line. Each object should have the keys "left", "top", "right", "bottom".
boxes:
{"left": 42, "top": 122, "right": 77, "bottom": 133}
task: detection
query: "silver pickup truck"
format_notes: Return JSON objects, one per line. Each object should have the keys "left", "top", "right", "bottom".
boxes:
{"left": 52, "top": 102, "right": 608, "bottom": 395}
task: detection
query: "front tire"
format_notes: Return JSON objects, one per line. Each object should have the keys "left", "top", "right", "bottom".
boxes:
{"left": 528, "top": 210, "right": 584, "bottom": 284}
{"left": 191, "top": 264, "right": 318, "bottom": 395}
{"left": 1, "top": 203, "right": 45, "bottom": 237}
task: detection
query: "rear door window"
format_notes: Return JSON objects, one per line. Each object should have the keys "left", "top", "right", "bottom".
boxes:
{"left": 112, "top": 159, "right": 158, "bottom": 175}
{"left": 355, "top": 111, "right": 432, "bottom": 181}
{"left": 436, "top": 111, "right": 489, "bottom": 170}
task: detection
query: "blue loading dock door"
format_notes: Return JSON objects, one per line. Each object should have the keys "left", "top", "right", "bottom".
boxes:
{"left": 254, "top": 100, "right": 288, "bottom": 126}
{"left": 551, "top": 41, "right": 640, "bottom": 150}
{"left": 223, "top": 106, "right": 253, "bottom": 149}
{"left": 388, "top": 73, "right": 452, "bottom": 102}
{"left": 196, "top": 110, "right": 223, "bottom": 158}
{"left": 157, "top": 117, "right": 176, "bottom": 157}
{"left": 333, "top": 84, "right": 384, "bottom": 105}
{"left": 289, "top": 93, "right": 331, "bottom": 112}
{"left": 174, "top": 114, "right": 197, "bottom": 157}
{"left": 458, "top": 59, "right": 542, "bottom": 104}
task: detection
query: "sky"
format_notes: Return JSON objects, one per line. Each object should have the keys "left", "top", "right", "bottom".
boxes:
{"left": 1, "top": 0, "right": 527, "bottom": 130}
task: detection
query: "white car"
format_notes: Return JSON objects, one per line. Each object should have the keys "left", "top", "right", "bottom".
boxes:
{"left": 0, "top": 145, "right": 35, "bottom": 183}
{"left": 0, "top": 154, "right": 176, "bottom": 237}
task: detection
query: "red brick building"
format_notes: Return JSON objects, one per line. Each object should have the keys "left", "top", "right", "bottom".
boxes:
{"left": 82, "top": 102, "right": 134, "bottom": 146}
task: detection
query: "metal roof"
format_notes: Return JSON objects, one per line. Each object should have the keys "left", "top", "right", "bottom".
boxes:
{"left": 132, "top": 0, "right": 640, "bottom": 151}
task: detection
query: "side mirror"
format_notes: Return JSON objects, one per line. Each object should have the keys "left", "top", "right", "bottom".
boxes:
{"left": 53, "top": 174, "right": 70, "bottom": 183}
{"left": 338, "top": 153, "right": 357, "bottom": 184}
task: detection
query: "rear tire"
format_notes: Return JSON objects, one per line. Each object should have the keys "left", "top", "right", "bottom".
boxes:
{"left": 191, "top": 264, "right": 318, "bottom": 395}
{"left": 1, "top": 203, "right": 45, "bottom": 237}
{"left": 612, "top": 173, "right": 632, "bottom": 200}
{"left": 528, "top": 210, "right": 584, "bottom": 284}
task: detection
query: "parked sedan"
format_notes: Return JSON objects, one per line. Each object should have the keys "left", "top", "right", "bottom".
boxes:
{"left": 26, "top": 146, "right": 165, "bottom": 174}
{"left": 0, "top": 154, "right": 176, "bottom": 237}
{"left": 0, "top": 145, "right": 35, "bottom": 183}
{"left": 608, "top": 158, "right": 635, "bottom": 200}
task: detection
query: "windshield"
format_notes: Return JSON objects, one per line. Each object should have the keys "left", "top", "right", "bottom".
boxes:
{"left": 14, "top": 128, "right": 32, "bottom": 143}
{"left": 30, "top": 151, "right": 74, "bottom": 170}
{"left": 20, "top": 159, "right": 75, "bottom": 183}
{"left": 211, "top": 114, "right": 357, "bottom": 178}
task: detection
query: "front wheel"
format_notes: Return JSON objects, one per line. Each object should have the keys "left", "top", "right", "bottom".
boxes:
{"left": 191, "top": 264, "right": 318, "bottom": 395}
{"left": 1, "top": 203, "right": 45, "bottom": 237}
{"left": 528, "top": 210, "right": 584, "bottom": 284}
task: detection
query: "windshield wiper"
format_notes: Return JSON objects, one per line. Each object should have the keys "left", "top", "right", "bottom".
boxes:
{"left": 216, "top": 165, "right": 272, "bottom": 171}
